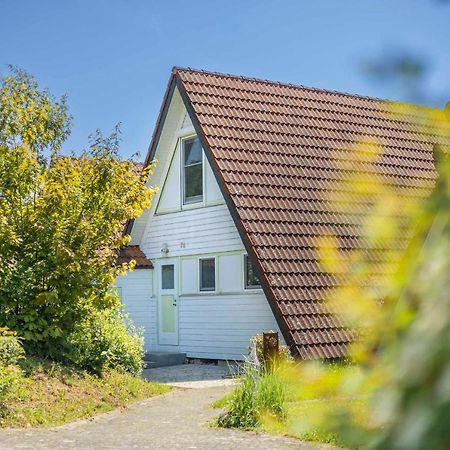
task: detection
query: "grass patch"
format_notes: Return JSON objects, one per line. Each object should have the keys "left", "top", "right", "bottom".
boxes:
{"left": 216, "top": 363, "right": 287, "bottom": 429}
{"left": 212, "top": 391, "right": 233, "bottom": 409}
{"left": 216, "top": 361, "right": 371, "bottom": 448}
{"left": 264, "top": 397, "right": 369, "bottom": 446}
{"left": 0, "top": 357, "right": 171, "bottom": 428}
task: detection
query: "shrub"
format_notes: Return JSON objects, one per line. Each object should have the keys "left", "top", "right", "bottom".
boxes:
{"left": 249, "top": 331, "right": 293, "bottom": 368}
{"left": 0, "top": 365, "right": 23, "bottom": 416}
{"left": 218, "top": 362, "right": 287, "bottom": 429}
{"left": 0, "top": 327, "right": 25, "bottom": 366}
{"left": 66, "top": 307, "right": 144, "bottom": 376}
{"left": 0, "top": 328, "right": 24, "bottom": 417}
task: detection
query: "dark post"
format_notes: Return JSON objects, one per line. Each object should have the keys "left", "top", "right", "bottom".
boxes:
{"left": 263, "top": 331, "right": 279, "bottom": 368}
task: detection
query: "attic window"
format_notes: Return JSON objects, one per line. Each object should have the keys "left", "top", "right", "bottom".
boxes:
{"left": 182, "top": 136, "right": 203, "bottom": 204}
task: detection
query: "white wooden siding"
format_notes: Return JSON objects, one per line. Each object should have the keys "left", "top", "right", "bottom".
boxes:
{"left": 130, "top": 88, "right": 186, "bottom": 245}
{"left": 142, "top": 204, "right": 243, "bottom": 260}
{"left": 218, "top": 254, "right": 244, "bottom": 292}
{"left": 156, "top": 144, "right": 181, "bottom": 213}
{"left": 181, "top": 258, "right": 198, "bottom": 294}
{"left": 115, "top": 270, "right": 156, "bottom": 352}
{"left": 177, "top": 294, "right": 282, "bottom": 360}
{"left": 205, "top": 160, "right": 223, "bottom": 204}
{"left": 180, "top": 111, "right": 193, "bottom": 129}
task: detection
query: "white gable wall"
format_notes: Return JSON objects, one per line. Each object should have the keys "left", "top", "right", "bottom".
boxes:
{"left": 118, "top": 87, "right": 282, "bottom": 360}
{"left": 129, "top": 88, "right": 186, "bottom": 245}
{"left": 143, "top": 204, "right": 242, "bottom": 259}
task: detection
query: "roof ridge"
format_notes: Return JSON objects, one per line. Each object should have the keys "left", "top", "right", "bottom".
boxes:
{"left": 172, "top": 66, "right": 441, "bottom": 112}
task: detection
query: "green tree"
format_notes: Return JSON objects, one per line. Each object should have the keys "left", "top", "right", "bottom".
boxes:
{"left": 0, "top": 68, "right": 156, "bottom": 359}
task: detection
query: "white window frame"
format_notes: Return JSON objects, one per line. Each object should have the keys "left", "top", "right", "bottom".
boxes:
{"left": 181, "top": 136, "right": 203, "bottom": 205}
{"left": 244, "top": 254, "right": 261, "bottom": 290}
{"left": 199, "top": 257, "right": 216, "bottom": 292}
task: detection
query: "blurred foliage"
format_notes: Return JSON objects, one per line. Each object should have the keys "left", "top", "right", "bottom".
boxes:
{"left": 0, "top": 68, "right": 156, "bottom": 365}
{"left": 362, "top": 0, "right": 450, "bottom": 107}
{"left": 360, "top": 49, "right": 441, "bottom": 105}
{"left": 362, "top": 51, "right": 427, "bottom": 82}
{"left": 361, "top": 1, "right": 449, "bottom": 106}
{"left": 283, "top": 104, "right": 450, "bottom": 449}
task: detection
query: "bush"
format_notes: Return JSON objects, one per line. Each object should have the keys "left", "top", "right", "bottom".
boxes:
{"left": 218, "top": 362, "right": 287, "bottom": 429}
{"left": 66, "top": 307, "right": 144, "bottom": 376}
{"left": 0, "top": 328, "right": 24, "bottom": 417}
{"left": 0, "top": 365, "right": 23, "bottom": 418}
{"left": 0, "top": 327, "right": 25, "bottom": 366}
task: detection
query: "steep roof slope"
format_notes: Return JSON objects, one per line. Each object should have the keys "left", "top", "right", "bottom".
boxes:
{"left": 146, "top": 67, "right": 447, "bottom": 358}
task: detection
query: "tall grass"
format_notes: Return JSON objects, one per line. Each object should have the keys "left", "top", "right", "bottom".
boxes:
{"left": 218, "top": 362, "right": 286, "bottom": 429}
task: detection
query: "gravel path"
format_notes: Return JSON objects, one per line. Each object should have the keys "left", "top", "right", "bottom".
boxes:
{"left": 0, "top": 365, "right": 333, "bottom": 450}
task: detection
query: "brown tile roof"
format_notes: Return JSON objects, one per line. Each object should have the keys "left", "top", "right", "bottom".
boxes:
{"left": 146, "top": 67, "right": 448, "bottom": 359}
{"left": 117, "top": 245, "right": 153, "bottom": 269}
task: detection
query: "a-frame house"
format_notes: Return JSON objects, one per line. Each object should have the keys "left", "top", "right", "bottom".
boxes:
{"left": 116, "top": 67, "right": 441, "bottom": 360}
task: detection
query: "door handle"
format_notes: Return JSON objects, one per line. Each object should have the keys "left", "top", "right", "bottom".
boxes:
{"left": 173, "top": 299, "right": 177, "bottom": 306}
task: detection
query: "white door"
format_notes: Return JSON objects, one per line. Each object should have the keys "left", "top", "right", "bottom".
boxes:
{"left": 158, "top": 259, "right": 179, "bottom": 346}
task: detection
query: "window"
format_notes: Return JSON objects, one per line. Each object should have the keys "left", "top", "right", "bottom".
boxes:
{"left": 161, "top": 264, "right": 174, "bottom": 289}
{"left": 199, "top": 258, "right": 215, "bottom": 291}
{"left": 244, "top": 255, "right": 261, "bottom": 289}
{"left": 182, "top": 137, "right": 203, "bottom": 204}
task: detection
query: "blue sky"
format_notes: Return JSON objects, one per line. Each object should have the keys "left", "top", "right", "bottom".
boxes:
{"left": 1, "top": 0, "right": 449, "bottom": 159}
